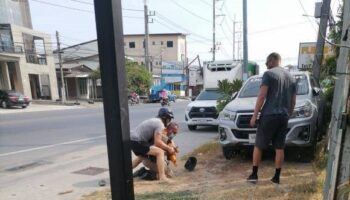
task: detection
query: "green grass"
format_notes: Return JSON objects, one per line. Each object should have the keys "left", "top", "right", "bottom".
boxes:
{"left": 135, "top": 191, "right": 198, "bottom": 200}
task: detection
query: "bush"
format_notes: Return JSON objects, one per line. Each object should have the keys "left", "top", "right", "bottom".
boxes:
{"left": 216, "top": 79, "right": 243, "bottom": 113}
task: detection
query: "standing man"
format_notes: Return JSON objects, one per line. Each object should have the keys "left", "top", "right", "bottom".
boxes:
{"left": 247, "top": 52, "right": 296, "bottom": 184}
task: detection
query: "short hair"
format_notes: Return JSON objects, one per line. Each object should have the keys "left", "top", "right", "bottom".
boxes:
{"left": 267, "top": 52, "right": 281, "bottom": 61}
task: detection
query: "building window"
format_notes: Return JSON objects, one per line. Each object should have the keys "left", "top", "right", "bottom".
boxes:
{"left": 152, "top": 41, "right": 156, "bottom": 45}
{"left": 161, "top": 41, "right": 164, "bottom": 45}
{"left": 129, "top": 42, "right": 135, "bottom": 48}
{"left": 167, "top": 41, "right": 173, "bottom": 48}
{"left": 22, "top": 33, "right": 47, "bottom": 65}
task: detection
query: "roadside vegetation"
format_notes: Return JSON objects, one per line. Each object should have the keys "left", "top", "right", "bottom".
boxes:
{"left": 216, "top": 79, "right": 243, "bottom": 113}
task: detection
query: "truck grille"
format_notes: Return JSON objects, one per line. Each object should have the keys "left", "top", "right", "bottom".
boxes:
{"left": 189, "top": 107, "right": 218, "bottom": 119}
{"left": 231, "top": 130, "right": 255, "bottom": 139}
{"left": 236, "top": 114, "right": 253, "bottom": 128}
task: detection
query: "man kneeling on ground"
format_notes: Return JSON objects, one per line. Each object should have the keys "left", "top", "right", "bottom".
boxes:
{"left": 130, "top": 108, "right": 177, "bottom": 182}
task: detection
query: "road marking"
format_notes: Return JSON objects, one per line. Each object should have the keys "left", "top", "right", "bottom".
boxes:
{"left": 0, "top": 135, "right": 106, "bottom": 157}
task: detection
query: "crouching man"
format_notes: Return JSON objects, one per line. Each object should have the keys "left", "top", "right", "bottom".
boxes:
{"left": 130, "top": 108, "right": 177, "bottom": 182}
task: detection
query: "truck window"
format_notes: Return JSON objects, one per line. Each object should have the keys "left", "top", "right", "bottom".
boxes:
{"left": 196, "top": 90, "right": 221, "bottom": 100}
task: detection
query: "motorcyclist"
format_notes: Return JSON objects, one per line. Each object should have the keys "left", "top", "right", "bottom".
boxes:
{"left": 131, "top": 107, "right": 176, "bottom": 182}
{"left": 159, "top": 89, "right": 169, "bottom": 105}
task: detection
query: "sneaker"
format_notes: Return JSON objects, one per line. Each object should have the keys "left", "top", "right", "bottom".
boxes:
{"left": 133, "top": 167, "right": 146, "bottom": 177}
{"left": 247, "top": 174, "right": 258, "bottom": 183}
{"left": 270, "top": 176, "right": 280, "bottom": 184}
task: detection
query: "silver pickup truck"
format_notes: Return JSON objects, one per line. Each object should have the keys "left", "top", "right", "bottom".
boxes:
{"left": 218, "top": 71, "right": 324, "bottom": 161}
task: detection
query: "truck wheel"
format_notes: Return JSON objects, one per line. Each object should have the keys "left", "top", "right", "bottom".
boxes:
{"left": 188, "top": 125, "right": 197, "bottom": 131}
{"left": 222, "top": 147, "right": 238, "bottom": 160}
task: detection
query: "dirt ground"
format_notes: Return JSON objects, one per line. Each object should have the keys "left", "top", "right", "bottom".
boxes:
{"left": 81, "top": 142, "right": 326, "bottom": 200}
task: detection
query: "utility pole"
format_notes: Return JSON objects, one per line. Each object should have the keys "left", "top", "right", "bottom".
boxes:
{"left": 233, "top": 18, "right": 236, "bottom": 60}
{"left": 212, "top": 0, "right": 216, "bottom": 61}
{"left": 144, "top": 0, "right": 150, "bottom": 72}
{"left": 313, "top": 0, "right": 332, "bottom": 82}
{"left": 56, "top": 31, "right": 66, "bottom": 103}
{"left": 323, "top": 0, "right": 350, "bottom": 199}
{"left": 242, "top": 0, "right": 248, "bottom": 80}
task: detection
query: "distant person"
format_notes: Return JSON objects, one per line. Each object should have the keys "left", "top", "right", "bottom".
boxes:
{"left": 159, "top": 89, "right": 168, "bottom": 100}
{"left": 247, "top": 52, "right": 296, "bottom": 184}
{"left": 130, "top": 108, "right": 176, "bottom": 182}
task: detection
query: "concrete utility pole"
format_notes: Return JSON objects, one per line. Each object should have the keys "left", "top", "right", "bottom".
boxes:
{"left": 212, "top": 0, "right": 216, "bottom": 61}
{"left": 144, "top": 0, "right": 150, "bottom": 72}
{"left": 323, "top": 0, "right": 350, "bottom": 199}
{"left": 242, "top": 0, "right": 248, "bottom": 80}
{"left": 233, "top": 18, "right": 236, "bottom": 60}
{"left": 56, "top": 31, "right": 66, "bottom": 103}
{"left": 313, "top": 0, "right": 332, "bottom": 82}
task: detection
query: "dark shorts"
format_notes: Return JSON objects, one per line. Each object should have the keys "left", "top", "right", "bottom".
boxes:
{"left": 130, "top": 140, "right": 151, "bottom": 156}
{"left": 255, "top": 114, "right": 289, "bottom": 150}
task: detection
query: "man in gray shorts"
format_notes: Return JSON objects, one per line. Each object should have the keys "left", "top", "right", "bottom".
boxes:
{"left": 247, "top": 52, "right": 296, "bottom": 184}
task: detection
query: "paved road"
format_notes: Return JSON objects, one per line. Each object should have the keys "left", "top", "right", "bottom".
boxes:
{"left": 0, "top": 101, "right": 217, "bottom": 200}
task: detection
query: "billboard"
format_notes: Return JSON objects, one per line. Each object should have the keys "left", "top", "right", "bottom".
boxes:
{"left": 298, "top": 42, "right": 334, "bottom": 70}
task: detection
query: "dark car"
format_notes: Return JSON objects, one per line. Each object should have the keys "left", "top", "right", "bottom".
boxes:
{"left": 0, "top": 90, "right": 30, "bottom": 109}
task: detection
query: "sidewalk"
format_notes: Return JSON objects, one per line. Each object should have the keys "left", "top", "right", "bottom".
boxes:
{"left": 0, "top": 101, "right": 103, "bottom": 114}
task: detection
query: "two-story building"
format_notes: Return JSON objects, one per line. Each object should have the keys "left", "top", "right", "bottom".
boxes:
{"left": 0, "top": 23, "right": 59, "bottom": 100}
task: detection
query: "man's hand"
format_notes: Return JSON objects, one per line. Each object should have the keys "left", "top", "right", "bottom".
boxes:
{"left": 250, "top": 115, "right": 257, "bottom": 128}
{"left": 167, "top": 146, "right": 176, "bottom": 155}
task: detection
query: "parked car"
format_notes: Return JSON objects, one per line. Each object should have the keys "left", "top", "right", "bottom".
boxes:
{"left": 0, "top": 90, "right": 30, "bottom": 109}
{"left": 218, "top": 72, "right": 325, "bottom": 161}
{"left": 148, "top": 90, "right": 177, "bottom": 103}
{"left": 185, "top": 89, "right": 222, "bottom": 130}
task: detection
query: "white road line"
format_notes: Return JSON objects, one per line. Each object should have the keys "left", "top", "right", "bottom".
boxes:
{"left": 0, "top": 135, "right": 106, "bottom": 157}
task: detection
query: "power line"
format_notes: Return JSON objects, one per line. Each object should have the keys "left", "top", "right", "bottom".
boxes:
{"left": 167, "top": 0, "right": 211, "bottom": 23}
{"left": 31, "top": 0, "right": 144, "bottom": 14}
{"left": 156, "top": 12, "right": 211, "bottom": 41}
{"left": 297, "top": 0, "right": 318, "bottom": 31}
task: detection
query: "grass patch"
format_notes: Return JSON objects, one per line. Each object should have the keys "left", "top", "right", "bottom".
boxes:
{"left": 135, "top": 191, "right": 198, "bottom": 200}
{"left": 181, "top": 141, "right": 219, "bottom": 160}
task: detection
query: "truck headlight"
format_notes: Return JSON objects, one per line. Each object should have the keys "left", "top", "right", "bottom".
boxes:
{"left": 186, "top": 106, "right": 192, "bottom": 112}
{"left": 291, "top": 102, "right": 312, "bottom": 118}
{"left": 221, "top": 110, "right": 237, "bottom": 121}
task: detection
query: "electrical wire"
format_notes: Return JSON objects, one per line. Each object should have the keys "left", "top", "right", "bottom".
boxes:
{"left": 167, "top": 0, "right": 211, "bottom": 24}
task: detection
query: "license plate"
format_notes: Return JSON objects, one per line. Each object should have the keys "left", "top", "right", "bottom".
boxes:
{"left": 18, "top": 98, "right": 24, "bottom": 101}
{"left": 249, "top": 134, "right": 256, "bottom": 144}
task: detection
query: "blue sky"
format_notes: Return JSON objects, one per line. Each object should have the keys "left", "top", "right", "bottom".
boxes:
{"left": 29, "top": 0, "right": 341, "bottom": 68}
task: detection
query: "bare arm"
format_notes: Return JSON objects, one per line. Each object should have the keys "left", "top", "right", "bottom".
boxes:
{"left": 253, "top": 86, "right": 268, "bottom": 118}
{"left": 154, "top": 131, "right": 173, "bottom": 153}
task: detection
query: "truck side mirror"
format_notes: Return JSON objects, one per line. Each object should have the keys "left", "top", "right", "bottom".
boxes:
{"left": 191, "top": 96, "right": 197, "bottom": 101}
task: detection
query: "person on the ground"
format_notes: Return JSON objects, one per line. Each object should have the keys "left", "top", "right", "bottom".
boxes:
{"left": 140, "top": 122, "right": 179, "bottom": 177}
{"left": 130, "top": 107, "right": 176, "bottom": 182}
{"left": 247, "top": 52, "right": 296, "bottom": 184}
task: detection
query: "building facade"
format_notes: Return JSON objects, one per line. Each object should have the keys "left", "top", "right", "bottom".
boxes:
{"left": 0, "top": 0, "right": 32, "bottom": 28}
{"left": 0, "top": 24, "right": 59, "bottom": 100}
{"left": 124, "top": 33, "right": 187, "bottom": 74}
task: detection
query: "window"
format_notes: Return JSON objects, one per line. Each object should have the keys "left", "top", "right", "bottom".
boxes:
{"left": 129, "top": 42, "right": 135, "bottom": 48}
{"left": 152, "top": 41, "right": 155, "bottom": 45}
{"left": 167, "top": 41, "right": 173, "bottom": 48}
{"left": 161, "top": 41, "right": 164, "bottom": 45}
{"left": 22, "top": 33, "right": 47, "bottom": 65}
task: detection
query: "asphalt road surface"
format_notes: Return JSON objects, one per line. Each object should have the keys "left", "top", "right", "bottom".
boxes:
{"left": 0, "top": 101, "right": 217, "bottom": 199}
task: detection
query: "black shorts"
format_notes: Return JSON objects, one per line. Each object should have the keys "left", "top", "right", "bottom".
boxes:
{"left": 130, "top": 140, "right": 151, "bottom": 156}
{"left": 255, "top": 114, "right": 289, "bottom": 150}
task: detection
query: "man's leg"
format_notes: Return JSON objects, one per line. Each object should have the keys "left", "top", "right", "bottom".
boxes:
{"left": 247, "top": 146, "right": 262, "bottom": 183}
{"left": 147, "top": 146, "right": 171, "bottom": 182}
{"left": 132, "top": 156, "right": 143, "bottom": 169}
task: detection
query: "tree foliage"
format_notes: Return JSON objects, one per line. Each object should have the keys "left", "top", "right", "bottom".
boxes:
{"left": 125, "top": 61, "right": 152, "bottom": 95}
{"left": 216, "top": 79, "right": 243, "bottom": 113}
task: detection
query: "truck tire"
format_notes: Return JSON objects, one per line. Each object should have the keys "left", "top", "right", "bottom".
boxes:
{"left": 222, "top": 147, "right": 238, "bottom": 160}
{"left": 188, "top": 125, "right": 197, "bottom": 131}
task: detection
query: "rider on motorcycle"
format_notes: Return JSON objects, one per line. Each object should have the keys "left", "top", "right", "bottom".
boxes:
{"left": 159, "top": 89, "right": 169, "bottom": 105}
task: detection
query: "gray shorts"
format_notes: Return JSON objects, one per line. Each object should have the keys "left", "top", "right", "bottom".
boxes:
{"left": 255, "top": 114, "right": 289, "bottom": 150}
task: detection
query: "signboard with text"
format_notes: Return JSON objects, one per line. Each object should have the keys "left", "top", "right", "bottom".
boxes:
{"left": 298, "top": 42, "right": 334, "bottom": 70}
